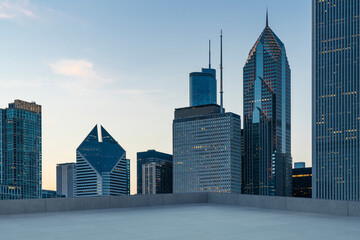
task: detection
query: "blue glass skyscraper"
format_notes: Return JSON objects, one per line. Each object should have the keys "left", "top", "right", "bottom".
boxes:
{"left": 189, "top": 41, "right": 217, "bottom": 106}
{"left": 0, "top": 100, "right": 42, "bottom": 199}
{"left": 312, "top": 0, "right": 360, "bottom": 201}
{"left": 75, "top": 125, "right": 130, "bottom": 197}
{"left": 243, "top": 14, "right": 292, "bottom": 196}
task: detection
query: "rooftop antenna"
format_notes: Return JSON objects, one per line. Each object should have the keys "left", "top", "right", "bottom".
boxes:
{"left": 208, "top": 39, "right": 211, "bottom": 69}
{"left": 220, "top": 30, "right": 224, "bottom": 113}
{"left": 266, "top": 7, "right": 269, "bottom": 27}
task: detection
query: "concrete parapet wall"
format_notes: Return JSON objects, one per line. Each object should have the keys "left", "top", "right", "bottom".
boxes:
{"left": 1, "top": 192, "right": 360, "bottom": 216}
{"left": 208, "top": 193, "right": 359, "bottom": 216}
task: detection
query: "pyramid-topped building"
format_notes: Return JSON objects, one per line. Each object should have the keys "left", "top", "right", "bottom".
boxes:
{"left": 75, "top": 125, "right": 130, "bottom": 197}
{"left": 242, "top": 14, "right": 292, "bottom": 196}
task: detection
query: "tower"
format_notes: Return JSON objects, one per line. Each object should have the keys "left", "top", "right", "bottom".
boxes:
{"left": 243, "top": 13, "right": 292, "bottom": 196}
{"left": 312, "top": 0, "right": 360, "bottom": 200}
{"left": 189, "top": 41, "right": 217, "bottom": 107}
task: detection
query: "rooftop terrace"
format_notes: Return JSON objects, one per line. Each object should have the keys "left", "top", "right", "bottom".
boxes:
{"left": 1, "top": 193, "right": 360, "bottom": 240}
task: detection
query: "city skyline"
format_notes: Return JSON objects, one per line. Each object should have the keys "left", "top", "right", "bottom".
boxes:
{"left": 0, "top": 0, "right": 311, "bottom": 192}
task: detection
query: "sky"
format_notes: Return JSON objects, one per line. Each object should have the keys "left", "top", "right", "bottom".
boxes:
{"left": 0, "top": 0, "right": 312, "bottom": 193}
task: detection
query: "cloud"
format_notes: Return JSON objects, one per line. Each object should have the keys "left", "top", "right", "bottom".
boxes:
{"left": 49, "top": 59, "right": 112, "bottom": 95}
{"left": 0, "top": 0, "right": 37, "bottom": 20}
{"left": 49, "top": 59, "right": 98, "bottom": 79}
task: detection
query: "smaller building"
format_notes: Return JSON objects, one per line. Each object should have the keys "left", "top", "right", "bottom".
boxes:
{"left": 57, "top": 163, "right": 76, "bottom": 198}
{"left": 137, "top": 150, "right": 172, "bottom": 195}
{"left": 294, "top": 162, "right": 305, "bottom": 169}
{"left": 292, "top": 163, "right": 312, "bottom": 198}
{"left": 42, "top": 190, "right": 65, "bottom": 199}
{"left": 142, "top": 161, "right": 172, "bottom": 194}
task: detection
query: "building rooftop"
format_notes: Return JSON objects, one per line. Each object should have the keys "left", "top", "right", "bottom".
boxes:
{"left": 1, "top": 203, "right": 359, "bottom": 240}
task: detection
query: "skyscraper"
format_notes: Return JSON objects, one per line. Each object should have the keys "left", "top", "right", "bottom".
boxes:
{"left": 74, "top": 125, "right": 130, "bottom": 197}
{"left": 0, "top": 100, "right": 42, "bottom": 199}
{"left": 137, "top": 150, "right": 172, "bottom": 194}
{"left": 173, "top": 104, "right": 242, "bottom": 193}
{"left": 56, "top": 163, "right": 75, "bottom": 198}
{"left": 312, "top": 0, "right": 360, "bottom": 200}
{"left": 243, "top": 14, "right": 292, "bottom": 196}
{"left": 189, "top": 41, "right": 217, "bottom": 107}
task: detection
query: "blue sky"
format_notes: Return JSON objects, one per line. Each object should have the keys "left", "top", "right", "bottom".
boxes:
{"left": 0, "top": 0, "right": 311, "bottom": 192}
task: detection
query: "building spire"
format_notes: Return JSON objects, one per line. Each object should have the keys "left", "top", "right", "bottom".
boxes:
{"left": 266, "top": 7, "right": 269, "bottom": 27}
{"left": 208, "top": 39, "right": 211, "bottom": 69}
{"left": 220, "top": 30, "right": 224, "bottom": 113}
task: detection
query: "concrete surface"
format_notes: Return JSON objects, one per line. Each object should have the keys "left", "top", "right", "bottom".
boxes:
{"left": 1, "top": 204, "right": 360, "bottom": 240}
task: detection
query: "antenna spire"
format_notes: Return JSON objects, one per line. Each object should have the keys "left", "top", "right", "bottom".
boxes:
{"left": 208, "top": 39, "right": 211, "bottom": 69}
{"left": 220, "top": 30, "right": 224, "bottom": 113}
{"left": 266, "top": 8, "right": 269, "bottom": 27}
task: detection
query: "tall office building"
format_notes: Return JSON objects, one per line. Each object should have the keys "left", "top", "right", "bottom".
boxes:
{"left": 0, "top": 100, "right": 42, "bottom": 199}
{"left": 56, "top": 163, "right": 75, "bottom": 198}
{"left": 189, "top": 41, "right": 217, "bottom": 107}
{"left": 243, "top": 14, "right": 292, "bottom": 196}
{"left": 137, "top": 150, "right": 172, "bottom": 194}
{"left": 312, "top": 0, "right": 360, "bottom": 200}
{"left": 173, "top": 104, "right": 242, "bottom": 193}
{"left": 74, "top": 125, "right": 130, "bottom": 197}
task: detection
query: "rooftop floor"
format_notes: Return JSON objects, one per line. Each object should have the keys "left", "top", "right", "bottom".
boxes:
{"left": 1, "top": 204, "right": 360, "bottom": 240}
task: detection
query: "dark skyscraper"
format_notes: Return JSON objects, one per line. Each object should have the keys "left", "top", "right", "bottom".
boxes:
{"left": 0, "top": 100, "right": 42, "bottom": 199}
{"left": 137, "top": 150, "right": 172, "bottom": 194}
{"left": 312, "top": 0, "right": 360, "bottom": 200}
{"left": 243, "top": 14, "right": 292, "bottom": 196}
{"left": 189, "top": 41, "right": 217, "bottom": 107}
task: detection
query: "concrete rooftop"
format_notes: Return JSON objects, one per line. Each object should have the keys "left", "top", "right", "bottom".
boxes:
{"left": 1, "top": 204, "right": 360, "bottom": 240}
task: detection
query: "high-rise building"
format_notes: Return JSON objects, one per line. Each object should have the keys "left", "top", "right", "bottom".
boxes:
{"left": 292, "top": 164, "right": 312, "bottom": 198}
{"left": 74, "top": 125, "right": 130, "bottom": 197}
{"left": 56, "top": 163, "right": 75, "bottom": 198}
{"left": 243, "top": 14, "right": 292, "bottom": 196}
{"left": 173, "top": 104, "right": 242, "bottom": 193}
{"left": 312, "top": 0, "right": 360, "bottom": 201}
{"left": 189, "top": 41, "right": 217, "bottom": 107}
{"left": 142, "top": 161, "right": 172, "bottom": 194}
{"left": 137, "top": 150, "right": 172, "bottom": 194}
{"left": 0, "top": 100, "right": 42, "bottom": 199}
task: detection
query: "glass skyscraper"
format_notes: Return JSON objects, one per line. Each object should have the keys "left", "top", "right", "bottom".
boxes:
{"left": 189, "top": 68, "right": 217, "bottom": 107}
{"left": 0, "top": 100, "right": 42, "bottom": 199}
{"left": 74, "top": 125, "right": 130, "bottom": 197}
{"left": 173, "top": 104, "right": 242, "bottom": 193}
{"left": 312, "top": 0, "right": 360, "bottom": 200}
{"left": 243, "top": 16, "right": 292, "bottom": 196}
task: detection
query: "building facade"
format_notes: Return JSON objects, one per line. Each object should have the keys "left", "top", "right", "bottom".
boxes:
{"left": 173, "top": 104, "right": 242, "bottom": 193}
{"left": 56, "top": 163, "right": 75, "bottom": 198}
{"left": 137, "top": 150, "right": 172, "bottom": 194}
{"left": 243, "top": 16, "right": 292, "bottom": 196}
{"left": 293, "top": 166, "right": 312, "bottom": 198}
{"left": 312, "top": 0, "right": 360, "bottom": 201}
{"left": 0, "top": 100, "right": 42, "bottom": 199}
{"left": 189, "top": 68, "right": 217, "bottom": 107}
{"left": 74, "top": 125, "right": 130, "bottom": 197}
